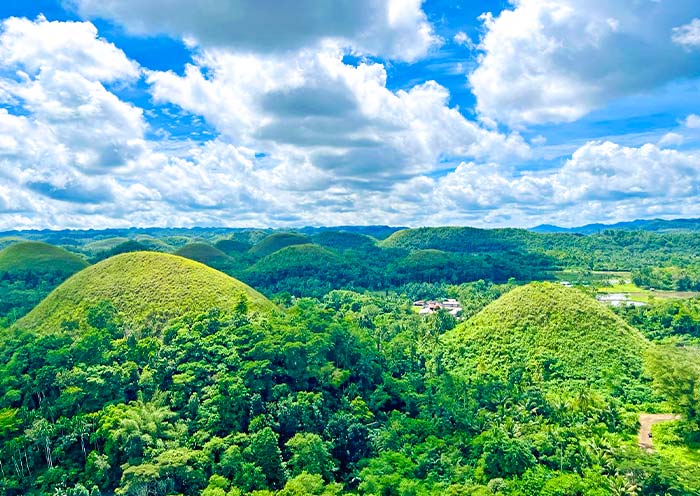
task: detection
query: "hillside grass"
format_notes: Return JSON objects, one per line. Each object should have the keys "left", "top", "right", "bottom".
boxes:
{"left": 16, "top": 252, "right": 275, "bottom": 334}
{"left": 444, "top": 282, "right": 650, "bottom": 394}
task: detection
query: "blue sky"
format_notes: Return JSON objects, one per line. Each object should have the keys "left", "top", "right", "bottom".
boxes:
{"left": 0, "top": 0, "right": 699, "bottom": 229}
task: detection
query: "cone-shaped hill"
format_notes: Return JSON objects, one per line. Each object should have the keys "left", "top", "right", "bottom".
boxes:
{"left": 244, "top": 244, "right": 352, "bottom": 289}
{"left": 249, "top": 232, "right": 312, "bottom": 258}
{"left": 214, "top": 238, "right": 252, "bottom": 255}
{"left": 443, "top": 282, "right": 649, "bottom": 391}
{"left": 0, "top": 241, "right": 88, "bottom": 275}
{"left": 175, "top": 243, "right": 244, "bottom": 274}
{"left": 311, "top": 231, "right": 377, "bottom": 251}
{"left": 16, "top": 252, "right": 275, "bottom": 334}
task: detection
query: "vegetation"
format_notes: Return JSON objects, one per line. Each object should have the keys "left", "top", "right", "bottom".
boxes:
{"left": 1, "top": 225, "right": 700, "bottom": 494}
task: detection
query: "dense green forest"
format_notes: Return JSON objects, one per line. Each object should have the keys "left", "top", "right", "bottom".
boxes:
{"left": 1, "top": 225, "right": 700, "bottom": 495}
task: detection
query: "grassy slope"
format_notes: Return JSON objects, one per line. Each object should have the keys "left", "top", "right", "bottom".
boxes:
{"left": 16, "top": 252, "right": 275, "bottom": 334}
{"left": 249, "top": 233, "right": 312, "bottom": 258}
{"left": 444, "top": 282, "right": 649, "bottom": 390}
{"left": 0, "top": 242, "right": 88, "bottom": 274}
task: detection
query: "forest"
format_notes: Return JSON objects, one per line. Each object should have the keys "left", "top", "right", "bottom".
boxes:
{"left": 0, "top": 224, "right": 699, "bottom": 495}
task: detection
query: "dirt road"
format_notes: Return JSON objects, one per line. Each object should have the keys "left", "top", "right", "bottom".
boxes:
{"left": 638, "top": 413, "right": 680, "bottom": 451}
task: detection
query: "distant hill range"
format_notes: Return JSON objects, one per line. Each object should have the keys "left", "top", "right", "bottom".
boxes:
{"left": 530, "top": 217, "right": 700, "bottom": 234}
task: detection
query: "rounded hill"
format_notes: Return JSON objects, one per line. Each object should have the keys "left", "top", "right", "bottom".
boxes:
{"left": 443, "top": 282, "right": 649, "bottom": 391}
{"left": 175, "top": 242, "right": 232, "bottom": 265}
{"left": 175, "top": 243, "right": 242, "bottom": 274}
{"left": 311, "top": 231, "right": 376, "bottom": 251}
{"left": 244, "top": 244, "right": 352, "bottom": 290}
{"left": 249, "top": 232, "right": 311, "bottom": 258}
{"left": 0, "top": 242, "right": 88, "bottom": 275}
{"left": 214, "top": 238, "right": 252, "bottom": 254}
{"left": 16, "top": 252, "right": 275, "bottom": 334}
{"left": 381, "top": 227, "right": 530, "bottom": 253}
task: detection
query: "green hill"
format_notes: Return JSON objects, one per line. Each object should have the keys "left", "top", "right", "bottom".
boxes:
{"left": 311, "top": 231, "right": 377, "bottom": 251}
{"left": 82, "top": 237, "right": 130, "bottom": 254}
{"left": 249, "top": 233, "right": 312, "bottom": 258}
{"left": 0, "top": 242, "right": 88, "bottom": 275}
{"left": 214, "top": 238, "right": 252, "bottom": 254}
{"left": 90, "top": 240, "right": 152, "bottom": 263}
{"left": 443, "top": 282, "right": 649, "bottom": 392}
{"left": 175, "top": 243, "right": 244, "bottom": 274}
{"left": 381, "top": 227, "right": 535, "bottom": 253}
{"left": 244, "top": 244, "right": 353, "bottom": 295}
{"left": 16, "top": 252, "right": 275, "bottom": 334}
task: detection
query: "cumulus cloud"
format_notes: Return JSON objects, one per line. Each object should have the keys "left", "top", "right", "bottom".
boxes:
{"left": 146, "top": 45, "right": 530, "bottom": 190}
{"left": 658, "top": 132, "right": 684, "bottom": 147}
{"left": 68, "top": 0, "right": 439, "bottom": 62}
{"left": 685, "top": 114, "right": 700, "bottom": 128}
{"left": 469, "top": 0, "right": 700, "bottom": 126}
{"left": 672, "top": 18, "right": 700, "bottom": 48}
{"left": 1, "top": 15, "right": 700, "bottom": 230}
{"left": 414, "top": 141, "right": 700, "bottom": 225}
{"left": 0, "top": 16, "right": 138, "bottom": 81}
{"left": 0, "top": 17, "right": 150, "bottom": 217}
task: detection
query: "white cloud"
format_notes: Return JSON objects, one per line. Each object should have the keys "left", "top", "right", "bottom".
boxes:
{"left": 453, "top": 31, "right": 475, "bottom": 49}
{"left": 685, "top": 114, "right": 700, "bottom": 128}
{"left": 1, "top": 16, "right": 700, "bottom": 230}
{"left": 469, "top": 0, "right": 700, "bottom": 126}
{"left": 146, "top": 45, "right": 531, "bottom": 189}
{"left": 672, "top": 18, "right": 700, "bottom": 48}
{"left": 68, "top": 0, "right": 439, "bottom": 62}
{"left": 0, "top": 16, "right": 138, "bottom": 82}
{"left": 355, "top": 140, "right": 700, "bottom": 227}
{"left": 658, "top": 132, "right": 684, "bottom": 147}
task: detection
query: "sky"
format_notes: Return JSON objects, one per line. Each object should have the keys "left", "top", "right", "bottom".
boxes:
{"left": 0, "top": 0, "right": 699, "bottom": 230}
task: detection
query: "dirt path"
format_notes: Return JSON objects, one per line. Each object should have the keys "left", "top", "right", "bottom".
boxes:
{"left": 638, "top": 413, "right": 680, "bottom": 451}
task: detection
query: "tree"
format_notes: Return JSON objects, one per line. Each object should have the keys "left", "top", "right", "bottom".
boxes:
{"left": 245, "top": 427, "right": 286, "bottom": 489}
{"left": 285, "top": 433, "right": 336, "bottom": 480}
{"left": 646, "top": 346, "right": 700, "bottom": 423}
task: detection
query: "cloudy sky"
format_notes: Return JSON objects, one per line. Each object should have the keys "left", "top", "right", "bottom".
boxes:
{"left": 0, "top": 0, "right": 699, "bottom": 229}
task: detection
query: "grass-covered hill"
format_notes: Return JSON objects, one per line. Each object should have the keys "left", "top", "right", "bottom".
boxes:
{"left": 311, "top": 231, "right": 377, "bottom": 251}
{"left": 175, "top": 242, "right": 243, "bottom": 274}
{"left": 90, "top": 240, "right": 152, "bottom": 263}
{"left": 444, "top": 282, "right": 649, "bottom": 394}
{"left": 82, "top": 237, "right": 131, "bottom": 254}
{"left": 248, "top": 232, "right": 312, "bottom": 258}
{"left": 380, "top": 227, "right": 534, "bottom": 253}
{"left": 0, "top": 242, "right": 90, "bottom": 325}
{"left": 0, "top": 241, "right": 88, "bottom": 275}
{"left": 214, "top": 238, "right": 252, "bottom": 254}
{"left": 244, "top": 244, "right": 354, "bottom": 295}
{"left": 16, "top": 252, "right": 275, "bottom": 334}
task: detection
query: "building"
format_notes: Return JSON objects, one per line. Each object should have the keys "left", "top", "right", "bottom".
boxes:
{"left": 414, "top": 298, "right": 463, "bottom": 317}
